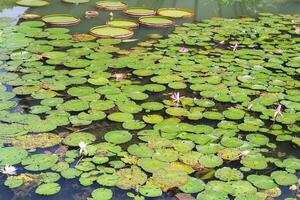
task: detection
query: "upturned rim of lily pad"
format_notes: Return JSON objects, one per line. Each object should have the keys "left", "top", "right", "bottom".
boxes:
{"left": 106, "top": 18, "right": 139, "bottom": 29}
{"left": 42, "top": 14, "right": 81, "bottom": 27}
{"left": 157, "top": 8, "right": 194, "bottom": 18}
{"left": 139, "top": 16, "right": 175, "bottom": 27}
{"left": 90, "top": 25, "right": 134, "bottom": 39}
{"left": 96, "top": 1, "right": 128, "bottom": 10}
{"left": 123, "top": 7, "right": 156, "bottom": 17}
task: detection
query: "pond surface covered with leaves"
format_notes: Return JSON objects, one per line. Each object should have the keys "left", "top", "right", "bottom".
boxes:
{"left": 0, "top": 1, "right": 300, "bottom": 200}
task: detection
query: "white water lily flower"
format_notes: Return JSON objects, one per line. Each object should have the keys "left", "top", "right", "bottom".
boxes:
{"left": 241, "top": 150, "right": 250, "bottom": 156}
{"left": 78, "top": 141, "right": 88, "bottom": 155}
{"left": 289, "top": 185, "right": 297, "bottom": 191}
{"left": 0, "top": 165, "right": 16, "bottom": 175}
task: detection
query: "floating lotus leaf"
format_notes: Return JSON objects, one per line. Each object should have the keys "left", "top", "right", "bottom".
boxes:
{"left": 282, "top": 157, "right": 300, "bottom": 170}
{"left": 0, "top": 147, "right": 28, "bottom": 165}
{"left": 124, "top": 7, "right": 156, "bottom": 17}
{"left": 230, "top": 180, "right": 257, "bottom": 196}
{"left": 91, "top": 188, "right": 113, "bottom": 200}
{"left": 223, "top": 108, "right": 245, "bottom": 120}
{"left": 220, "top": 136, "right": 243, "bottom": 148}
{"left": 116, "top": 166, "right": 147, "bottom": 190}
{"left": 127, "top": 143, "right": 154, "bottom": 158}
{"left": 218, "top": 148, "right": 242, "bottom": 161}
{"left": 107, "top": 112, "right": 134, "bottom": 122}
{"left": 4, "top": 176, "right": 23, "bottom": 188}
{"left": 246, "top": 134, "right": 269, "bottom": 146}
{"left": 241, "top": 154, "right": 268, "bottom": 170}
{"left": 166, "top": 107, "right": 189, "bottom": 116}
{"left": 137, "top": 158, "right": 168, "bottom": 173}
{"left": 143, "top": 114, "right": 164, "bottom": 124}
{"left": 42, "top": 14, "right": 80, "bottom": 26}
{"left": 153, "top": 149, "right": 178, "bottom": 163}
{"left": 63, "top": 132, "right": 96, "bottom": 147}
{"left": 16, "top": 0, "right": 49, "bottom": 7}
{"left": 90, "top": 26, "right": 134, "bottom": 39}
{"left": 139, "top": 16, "right": 175, "bottom": 27}
{"left": 205, "top": 180, "right": 234, "bottom": 195}
{"left": 35, "top": 183, "right": 61, "bottom": 195}
{"left": 122, "top": 120, "right": 146, "bottom": 130}
{"left": 196, "top": 190, "right": 229, "bottom": 200}
{"left": 235, "top": 194, "right": 265, "bottom": 200}
{"left": 63, "top": 0, "right": 90, "bottom": 3}
{"left": 141, "top": 102, "right": 164, "bottom": 111}
{"left": 90, "top": 100, "right": 115, "bottom": 111}
{"left": 198, "top": 154, "right": 223, "bottom": 168}
{"left": 89, "top": 169, "right": 114, "bottom": 185}
{"left": 75, "top": 161, "right": 95, "bottom": 172}
{"left": 57, "top": 100, "right": 89, "bottom": 112}
{"left": 150, "top": 168, "right": 188, "bottom": 191}
{"left": 215, "top": 167, "right": 243, "bottom": 181}
{"left": 246, "top": 175, "right": 277, "bottom": 189}
{"left": 12, "top": 133, "right": 61, "bottom": 149}
{"left": 104, "top": 130, "right": 132, "bottom": 144}
{"left": 157, "top": 8, "right": 193, "bottom": 18}
{"left": 22, "top": 154, "right": 58, "bottom": 171}
{"left": 61, "top": 168, "right": 82, "bottom": 179}
{"left": 196, "top": 143, "right": 223, "bottom": 154}
{"left": 67, "top": 86, "right": 94, "bottom": 97}
{"left": 96, "top": 1, "right": 128, "bottom": 10}
{"left": 203, "top": 111, "right": 224, "bottom": 120}
{"left": 138, "top": 184, "right": 162, "bottom": 197}
{"left": 179, "top": 176, "right": 205, "bottom": 193}
{"left": 172, "top": 140, "right": 195, "bottom": 153}
{"left": 270, "top": 171, "right": 298, "bottom": 186}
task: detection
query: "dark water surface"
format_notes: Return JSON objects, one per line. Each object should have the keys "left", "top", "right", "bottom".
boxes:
{"left": 0, "top": 0, "right": 299, "bottom": 200}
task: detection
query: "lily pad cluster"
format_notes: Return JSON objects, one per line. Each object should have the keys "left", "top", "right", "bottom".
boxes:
{"left": 0, "top": 11, "right": 299, "bottom": 200}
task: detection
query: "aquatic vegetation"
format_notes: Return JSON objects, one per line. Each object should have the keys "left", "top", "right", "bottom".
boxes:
{"left": 0, "top": 7, "right": 299, "bottom": 200}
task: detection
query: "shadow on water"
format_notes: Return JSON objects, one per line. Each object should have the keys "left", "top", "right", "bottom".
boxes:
{"left": 0, "top": 0, "right": 300, "bottom": 200}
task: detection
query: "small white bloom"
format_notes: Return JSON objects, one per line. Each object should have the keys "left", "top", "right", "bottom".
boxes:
{"left": 241, "top": 150, "right": 250, "bottom": 156}
{"left": 289, "top": 184, "right": 297, "bottom": 191}
{"left": 0, "top": 165, "right": 16, "bottom": 175}
{"left": 78, "top": 141, "right": 88, "bottom": 155}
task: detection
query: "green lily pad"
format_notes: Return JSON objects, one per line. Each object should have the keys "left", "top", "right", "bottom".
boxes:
{"left": 116, "top": 166, "right": 147, "bottom": 190}
{"left": 22, "top": 154, "right": 58, "bottom": 171}
{"left": 137, "top": 158, "right": 168, "bottom": 173}
{"left": 12, "top": 133, "right": 61, "bottom": 149}
{"left": 198, "top": 154, "right": 223, "bottom": 168}
{"left": 16, "top": 0, "right": 49, "bottom": 7}
{"left": 196, "top": 190, "right": 229, "bottom": 200}
{"left": 179, "top": 176, "right": 205, "bottom": 193}
{"left": 270, "top": 171, "right": 298, "bottom": 186}
{"left": 247, "top": 175, "right": 277, "bottom": 189}
{"left": 4, "top": 176, "right": 23, "bottom": 188}
{"left": 104, "top": 130, "right": 132, "bottom": 144}
{"left": 0, "top": 147, "right": 28, "bottom": 165}
{"left": 107, "top": 112, "right": 134, "bottom": 122}
{"left": 91, "top": 188, "right": 113, "bottom": 200}
{"left": 35, "top": 183, "right": 61, "bottom": 195}
{"left": 63, "top": 132, "right": 96, "bottom": 147}
{"left": 215, "top": 167, "right": 244, "bottom": 181}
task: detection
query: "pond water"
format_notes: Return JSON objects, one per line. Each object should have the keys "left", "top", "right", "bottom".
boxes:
{"left": 0, "top": 0, "right": 300, "bottom": 200}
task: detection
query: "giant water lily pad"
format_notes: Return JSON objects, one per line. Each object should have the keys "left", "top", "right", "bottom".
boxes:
{"left": 42, "top": 14, "right": 80, "bottom": 26}
{"left": 124, "top": 7, "right": 156, "bottom": 17}
{"left": 104, "top": 130, "right": 132, "bottom": 144}
{"left": 90, "top": 26, "right": 134, "bottom": 39}
{"left": 16, "top": 0, "right": 49, "bottom": 7}
{"left": 12, "top": 133, "right": 61, "bottom": 149}
{"left": 35, "top": 183, "right": 61, "bottom": 195}
{"left": 63, "top": 132, "right": 96, "bottom": 146}
{"left": 107, "top": 19, "right": 139, "bottom": 29}
{"left": 96, "top": 1, "right": 128, "bottom": 10}
{"left": 139, "top": 16, "right": 175, "bottom": 27}
{"left": 157, "top": 8, "right": 193, "bottom": 18}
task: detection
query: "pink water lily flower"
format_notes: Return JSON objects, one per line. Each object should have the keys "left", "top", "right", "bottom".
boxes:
{"left": 170, "top": 92, "right": 184, "bottom": 106}
{"left": 179, "top": 47, "right": 189, "bottom": 53}
{"left": 230, "top": 44, "right": 239, "bottom": 51}
{"left": 115, "top": 73, "right": 126, "bottom": 81}
{"left": 274, "top": 104, "right": 283, "bottom": 119}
